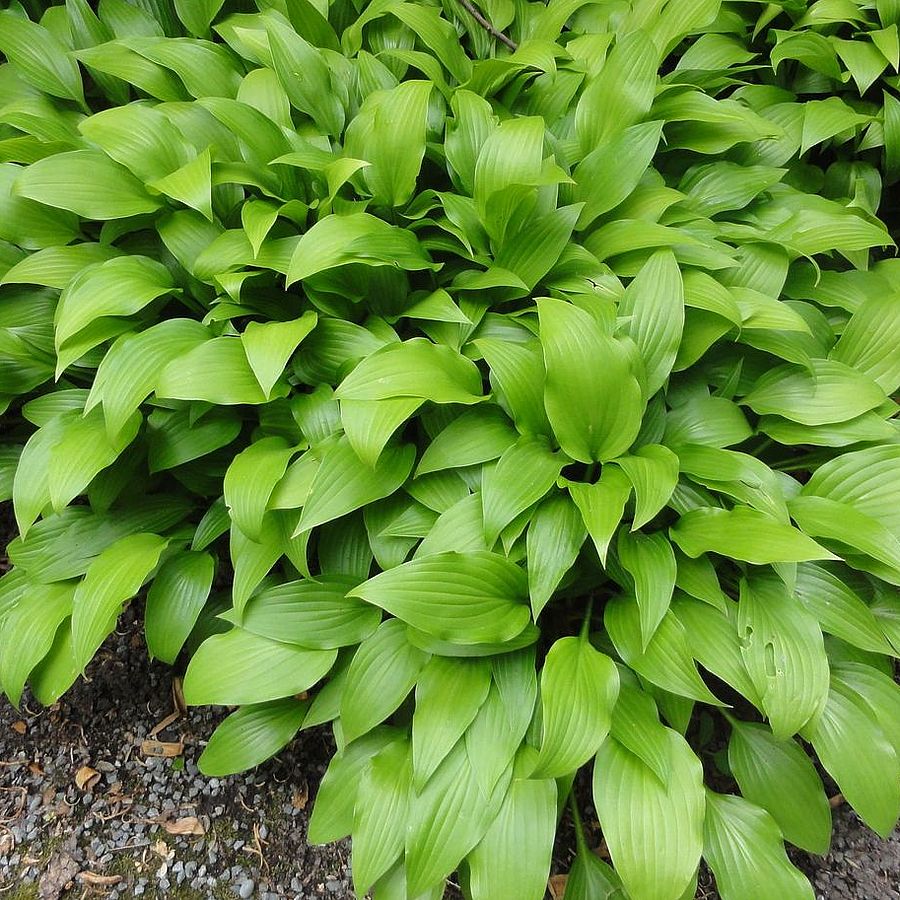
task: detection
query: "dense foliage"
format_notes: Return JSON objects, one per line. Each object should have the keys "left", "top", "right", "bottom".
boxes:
{"left": 1, "top": 0, "right": 900, "bottom": 897}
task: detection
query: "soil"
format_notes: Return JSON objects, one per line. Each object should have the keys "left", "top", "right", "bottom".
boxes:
{"left": 1, "top": 501, "right": 899, "bottom": 900}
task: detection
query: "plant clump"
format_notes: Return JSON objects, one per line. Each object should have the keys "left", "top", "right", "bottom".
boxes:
{"left": 1, "top": 1, "right": 900, "bottom": 899}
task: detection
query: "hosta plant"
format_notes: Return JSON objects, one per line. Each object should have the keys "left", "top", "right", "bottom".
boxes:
{"left": 1, "top": 0, "right": 900, "bottom": 898}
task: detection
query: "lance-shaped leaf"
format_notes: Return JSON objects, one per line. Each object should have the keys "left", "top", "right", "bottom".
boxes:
{"left": 285, "top": 213, "right": 437, "bottom": 285}
{"left": 342, "top": 398, "right": 423, "bottom": 468}
{"left": 0, "top": 243, "right": 119, "bottom": 289}
{"left": 539, "top": 297, "right": 644, "bottom": 463}
{"left": 241, "top": 312, "right": 318, "bottom": 398}
{"left": 86, "top": 319, "right": 209, "bottom": 438}
{"left": 568, "top": 467, "right": 633, "bottom": 565}
{"left": 618, "top": 250, "right": 684, "bottom": 397}
{"left": 157, "top": 337, "right": 274, "bottom": 405}
{"left": 802, "top": 680, "right": 900, "bottom": 838}
{"left": 15, "top": 150, "right": 163, "bottom": 219}
{"left": 467, "top": 773, "right": 557, "bottom": 900}
{"left": 481, "top": 436, "right": 564, "bottom": 547}
{"left": 144, "top": 551, "right": 215, "bottom": 666}
{"left": 335, "top": 339, "right": 484, "bottom": 404}
{"left": 527, "top": 494, "right": 586, "bottom": 620}
{"left": 0, "top": 580, "right": 75, "bottom": 709}
{"left": 297, "top": 437, "right": 415, "bottom": 533}
{"left": 593, "top": 732, "right": 705, "bottom": 900}
{"left": 236, "top": 575, "right": 381, "bottom": 650}
{"left": 224, "top": 437, "right": 296, "bottom": 541}
{"left": 476, "top": 338, "right": 550, "bottom": 436}
{"left": 728, "top": 721, "right": 831, "bottom": 854}
{"left": 183, "top": 627, "right": 337, "bottom": 706}
{"left": 615, "top": 444, "right": 679, "bottom": 531}
{"left": 72, "top": 533, "right": 168, "bottom": 671}
{"left": 341, "top": 620, "right": 429, "bottom": 743}
{"left": 703, "top": 792, "right": 815, "bottom": 900}
{"left": 605, "top": 597, "right": 722, "bottom": 705}
{"left": 412, "top": 656, "right": 491, "bottom": 790}
{"left": 738, "top": 576, "right": 829, "bottom": 739}
{"left": 416, "top": 407, "right": 518, "bottom": 476}
{"left": 617, "top": 530, "right": 676, "bottom": 649}
{"left": 670, "top": 506, "right": 836, "bottom": 564}
{"left": 349, "top": 551, "right": 531, "bottom": 644}
{"left": 345, "top": 80, "right": 432, "bottom": 206}
{"left": 0, "top": 11, "right": 85, "bottom": 105}
{"left": 830, "top": 293, "right": 900, "bottom": 393}
{"left": 54, "top": 256, "right": 175, "bottom": 348}
{"left": 198, "top": 699, "right": 307, "bottom": 777}
{"left": 742, "top": 360, "right": 886, "bottom": 425}
{"left": 532, "top": 636, "right": 619, "bottom": 778}
{"left": 405, "top": 739, "right": 510, "bottom": 898}
{"left": 352, "top": 739, "right": 412, "bottom": 895}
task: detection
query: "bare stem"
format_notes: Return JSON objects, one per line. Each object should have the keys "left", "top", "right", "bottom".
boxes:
{"left": 458, "top": 0, "right": 518, "bottom": 50}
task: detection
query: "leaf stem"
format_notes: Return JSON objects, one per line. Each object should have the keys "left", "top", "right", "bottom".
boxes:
{"left": 457, "top": 0, "right": 519, "bottom": 50}
{"left": 580, "top": 596, "right": 595, "bottom": 641}
{"left": 569, "top": 791, "right": 589, "bottom": 854}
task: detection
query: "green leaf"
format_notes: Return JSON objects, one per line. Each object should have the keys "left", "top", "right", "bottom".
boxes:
{"left": 539, "top": 297, "right": 644, "bottom": 463}
{"left": 411, "top": 656, "right": 491, "bottom": 789}
{"left": 416, "top": 407, "right": 518, "bottom": 476}
{"left": 738, "top": 575, "right": 829, "bottom": 739}
{"left": 794, "top": 563, "right": 894, "bottom": 655}
{"left": 308, "top": 727, "right": 402, "bottom": 843}
{"left": 183, "top": 627, "right": 337, "bottom": 706}
{"left": 86, "top": 319, "right": 209, "bottom": 438}
{"left": 467, "top": 774, "right": 557, "bottom": 900}
{"left": 144, "top": 551, "right": 215, "bottom": 665}
{"left": 285, "top": 213, "right": 436, "bottom": 285}
{"left": 353, "top": 739, "right": 412, "bottom": 894}
{"left": 335, "top": 339, "right": 484, "bottom": 404}
{"left": 568, "top": 466, "right": 632, "bottom": 565}
{"left": 573, "top": 121, "right": 664, "bottom": 229}
{"left": 703, "top": 791, "right": 815, "bottom": 900}
{"left": 72, "top": 533, "right": 168, "bottom": 671}
{"left": 157, "top": 337, "right": 275, "bottom": 405}
{"left": 297, "top": 437, "right": 415, "bottom": 533}
{"left": 0, "top": 580, "right": 75, "bottom": 708}
{"left": 615, "top": 444, "right": 679, "bottom": 531}
{"left": 670, "top": 506, "right": 836, "bottom": 565}
{"left": 237, "top": 575, "right": 381, "bottom": 650}
{"left": 15, "top": 150, "right": 163, "bottom": 219}
{"left": 148, "top": 407, "right": 241, "bottom": 472}
{"left": 664, "top": 396, "right": 753, "bottom": 449}
{"left": 618, "top": 250, "right": 684, "bottom": 397}
{"left": 345, "top": 80, "right": 432, "bottom": 206}
{"left": 482, "top": 435, "right": 563, "bottom": 547}
{"left": 830, "top": 293, "right": 900, "bottom": 393}
{"left": 198, "top": 699, "right": 306, "bottom": 777}
{"left": 0, "top": 243, "right": 119, "bottom": 289}
{"left": 405, "top": 739, "right": 510, "bottom": 897}
{"left": 476, "top": 338, "right": 550, "bottom": 436}
{"left": 576, "top": 30, "right": 658, "bottom": 151}
{"left": 242, "top": 312, "right": 318, "bottom": 399}
{"left": 743, "top": 360, "right": 886, "bottom": 425}
{"left": 0, "top": 11, "right": 85, "bottom": 106}
{"left": 532, "top": 636, "right": 619, "bottom": 778}
{"left": 174, "top": 0, "right": 225, "bottom": 35}
{"left": 617, "top": 530, "right": 676, "bottom": 649}
{"left": 341, "top": 619, "right": 429, "bottom": 743}
{"left": 55, "top": 255, "right": 175, "bottom": 348}
{"left": 224, "top": 437, "right": 296, "bottom": 542}
{"left": 526, "top": 494, "right": 586, "bottom": 620}
{"left": 728, "top": 721, "right": 831, "bottom": 854}
{"left": 594, "top": 731, "right": 705, "bottom": 900}
{"left": 605, "top": 597, "right": 723, "bottom": 705}
{"left": 562, "top": 847, "right": 625, "bottom": 900}
{"left": 802, "top": 680, "right": 900, "bottom": 837}
{"left": 350, "top": 551, "right": 530, "bottom": 645}
{"left": 150, "top": 147, "right": 214, "bottom": 221}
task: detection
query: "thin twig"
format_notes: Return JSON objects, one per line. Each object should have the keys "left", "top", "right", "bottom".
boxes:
{"left": 458, "top": 0, "right": 518, "bottom": 50}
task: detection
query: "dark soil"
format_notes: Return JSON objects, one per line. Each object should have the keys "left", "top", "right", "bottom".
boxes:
{"left": 1, "top": 501, "right": 899, "bottom": 900}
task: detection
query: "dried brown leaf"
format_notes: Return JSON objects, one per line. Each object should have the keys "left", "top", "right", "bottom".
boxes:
{"left": 11, "top": 720, "right": 26, "bottom": 735}
{"left": 74, "top": 766, "right": 100, "bottom": 791}
{"left": 140, "top": 739, "right": 183, "bottom": 758}
{"left": 548, "top": 874, "right": 568, "bottom": 900}
{"left": 163, "top": 816, "right": 205, "bottom": 836}
{"left": 77, "top": 872, "right": 123, "bottom": 886}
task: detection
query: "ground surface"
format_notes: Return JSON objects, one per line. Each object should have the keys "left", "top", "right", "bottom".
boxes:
{"left": 1, "top": 502, "right": 899, "bottom": 900}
